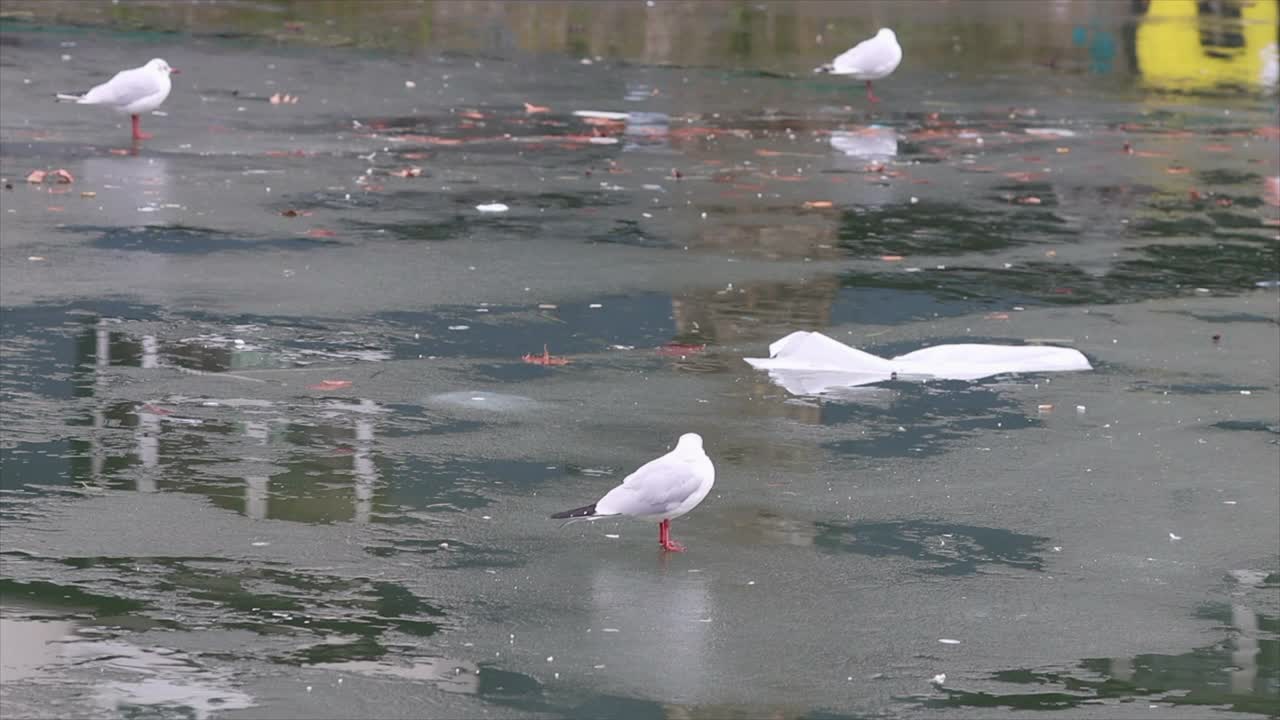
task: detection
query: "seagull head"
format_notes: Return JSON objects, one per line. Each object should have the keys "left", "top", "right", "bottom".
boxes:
{"left": 876, "top": 28, "right": 896, "bottom": 41}
{"left": 676, "top": 433, "right": 703, "bottom": 452}
{"left": 147, "top": 58, "right": 180, "bottom": 75}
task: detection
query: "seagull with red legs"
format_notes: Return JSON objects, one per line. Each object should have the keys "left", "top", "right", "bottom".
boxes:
{"left": 57, "top": 58, "right": 179, "bottom": 141}
{"left": 815, "top": 28, "right": 902, "bottom": 103}
{"left": 552, "top": 433, "right": 715, "bottom": 552}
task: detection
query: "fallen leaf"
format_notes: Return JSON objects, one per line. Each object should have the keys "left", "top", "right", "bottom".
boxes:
{"left": 1215, "top": 197, "right": 1232, "bottom": 207}
{"left": 522, "top": 344, "right": 571, "bottom": 366}
{"left": 307, "top": 228, "right": 337, "bottom": 238}
{"left": 25, "top": 170, "right": 46, "bottom": 183}
{"left": 523, "top": 102, "right": 550, "bottom": 114}
{"left": 1166, "top": 166, "right": 1191, "bottom": 174}
{"left": 1188, "top": 189, "right": 1203, "bottom": 202}
{"left": 391, "top": 166, "right": 423, "bottom": 178}
{"left": 51, "top": 169, "right": 74, "bottom": 183}
{"left": 985, "top": 312, "right": 1010, "bottom": 320}
{"left": 802, "top": 200, "right": 834, "bottom": 209}
{"left": 80, "top": 191, "right": 96, "bottom": 198}
{"left": 1015, "top": 196, "right": 1042, "bottom": 205}
{"left": 459, "top": 110, "right": 486, "bottom": 120}
{"left": 881, "top": 255, "right": 905, "bottom": 261}
{"left": 1203, "top": 144, "right": 1232, "bottom": 152}
{"left": 657, "top": 343, "right": 706, "bottom": 356}
{"left": 307, "top": 380, "right": 352, "bottom": 391}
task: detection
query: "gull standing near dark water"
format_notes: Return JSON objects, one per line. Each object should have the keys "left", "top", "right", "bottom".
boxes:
{"left": 815, "top": 28, "right": 902, "bottom": 103}
{"left": 56, "top": 58, "right": 179, "bottom": 141}
{"left": 552, "top": 434, "right": 715, "bottom": 552}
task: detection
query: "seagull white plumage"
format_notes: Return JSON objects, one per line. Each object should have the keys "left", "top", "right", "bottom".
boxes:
{"left": 56, "top": 58, "right": 179, "bottom": 141}
{"left": 815, "top": 28, "right": 902, "bottom": 103}
{"left": 552, "top": 433, "right": 715, "bottom": 552}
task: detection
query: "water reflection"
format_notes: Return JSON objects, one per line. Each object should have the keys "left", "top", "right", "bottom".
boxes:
{"left": 924, "top": 600, "right": 1279, "bottom": 715}
{"left": 80, "top": 155, "right": 173, "bottom": 225}
{"left": 0, "top": 608, "right": 254, "bottom": 720}
{"left": 589, "top": 561, "right": 711, "bottom": 703}
{"left": 71, "top": 320, "right": 388, "bottom": 524}
{"left": 1133, "top": 0, "right": 1280, "bottom": 91}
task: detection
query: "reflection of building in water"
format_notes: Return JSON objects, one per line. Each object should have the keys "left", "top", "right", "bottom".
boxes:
{"left": 1133, "top": 0, "right": 1279, "bottom": 90}
{"left": 72, "top": 321, "right": 384, "bottom": 524}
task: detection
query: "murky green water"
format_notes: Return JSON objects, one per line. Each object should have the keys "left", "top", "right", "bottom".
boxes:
{"left": 1, "top": 1, "right": 1278, "bottom": 718}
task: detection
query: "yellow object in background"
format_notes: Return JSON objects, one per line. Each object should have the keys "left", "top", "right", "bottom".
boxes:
{"left": 1135, "top": 0, "right": 1279, "bottom": 90}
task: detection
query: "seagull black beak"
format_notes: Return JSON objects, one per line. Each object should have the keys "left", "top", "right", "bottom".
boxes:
{"left": 170, "top": 68, "right": 181, "bottom": 75}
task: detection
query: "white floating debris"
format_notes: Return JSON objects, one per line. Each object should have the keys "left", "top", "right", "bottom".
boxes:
{"left": 573, "top": 110, "right": 628, "bottom": 120}
{"left": 931, "top": 673, "right": 947, "bottom": 686}
{"left": 604, "top": 533, "right": 620, "bottom": 539}
{"left": 589, "top": 303, "right": 603, "bottom": 309}
{"left": 1075, "top": 405, "right": 1086, "bottom": 414}
{"left": 1169, "top": 532, "right": 1182, "bottom": 541}
{"left": 602, "top": 628, "right": 620, "bottom": 633}
{"left": 1223, "top": 500, "right": 1237, "bottom": 505}
{"left": 1025, "top": 128, "right": 1076, "bottom": 137}
{"left": 546, "top": 656, "right": 554, "bottom": 662}
{"left": 251, "top": 541, "right": 270, "bottom": 547}
{"left": 476, "top": 203, "right": 509, "bottom": 213}
{"left": 938, "top": 638, "right": 961, "bottom": 645}
{"left": 405, "top": 80, "right": 416, "bottom": 88}
{"left": 588, "top": 137, "right": 620, "bottom": 145}
{"left": 448, "top": 325, "right": 470, "bottom": 331}
{"left": 1239, "top": 390, "right": 1252, "bottom": 395}
{"left": 745, "top": 331, "right": 1091, "bottom": 396}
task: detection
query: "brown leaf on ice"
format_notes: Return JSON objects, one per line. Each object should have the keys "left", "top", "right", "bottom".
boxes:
{"left": 51, "top": 169, "right": 74, "bottom": 184}
{"left": 524, "top": 102, "right": 551, "bottom": 114}
{"left": 802, "top": 200, "right": 834, "bottom": 209}
{"left": 1166, "top": 166, "right": 1191, "bottom": 175}
{"left": 25, "top": 170, "right": 46, "bottom": 183}
{"left": 522, "top": 344, "right": 570, "bottom": 366}
{"left": 391, "top": 166, "right": 423, "bottom": 178}
{"left": 307, "top": 228, "right": 337, "bottom": 238}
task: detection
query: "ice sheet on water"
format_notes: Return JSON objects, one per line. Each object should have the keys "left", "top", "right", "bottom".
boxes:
{"left": 744, "top": 331, "right": 1091, "bottom": 396}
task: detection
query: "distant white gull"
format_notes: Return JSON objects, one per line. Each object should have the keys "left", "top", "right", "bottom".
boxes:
{"left": 552, "top": 433, "right": 715, "bottom": 552}
{"left": 815, "top": 28, "right": 902, "bottom": 103}
{"left": 57, "top": 58, "right": 179, "bottom": 141}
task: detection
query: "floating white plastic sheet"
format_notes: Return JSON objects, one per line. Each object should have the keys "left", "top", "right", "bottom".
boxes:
{"left": 744, "top": 331, "right": 1092, "bottom": 396}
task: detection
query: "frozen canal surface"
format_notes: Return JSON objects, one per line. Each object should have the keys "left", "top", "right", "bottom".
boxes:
{"left": 1, "top": 2, "right": 1277, "bottom": 718}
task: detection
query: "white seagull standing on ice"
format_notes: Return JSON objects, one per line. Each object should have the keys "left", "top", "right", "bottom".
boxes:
{"left": 552, "top": 433, "right": 715, "bottom": 552}
{"left": 57, "top": 58, "right": 179, "bottom": 141}
{"left": 815, "top": 28, "right": 902, "bottom": 103}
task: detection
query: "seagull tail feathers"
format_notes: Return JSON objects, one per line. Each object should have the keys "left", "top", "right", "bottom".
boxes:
{"left": 813, "top": 63, "right": 833, "bottom": 74}
{"left": 55, "top": 93, "right": 84, "bottom": 103}
{"left": 551, "top": 503, "right": 597, "bottom": 520}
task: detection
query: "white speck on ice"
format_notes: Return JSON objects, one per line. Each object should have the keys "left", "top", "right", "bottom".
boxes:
{"left": 476, "top": 203, "right": 509, "bottom": 213}
{"left": 939, "top": 638, "right": 960, "bottom": 645}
